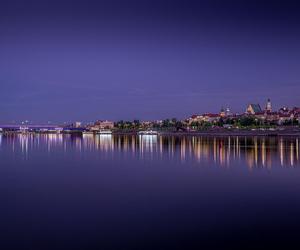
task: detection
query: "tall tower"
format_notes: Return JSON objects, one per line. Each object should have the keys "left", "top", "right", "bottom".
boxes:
{"left": 226, "top": 107, "right": 232, "bottom": 116}
{"left": 220, "top": 107, "right": 226, "bottom": 117}
{"left": 266, "top": 98, "right": 272, "bottom": 112}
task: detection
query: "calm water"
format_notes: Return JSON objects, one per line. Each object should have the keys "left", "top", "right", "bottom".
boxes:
{"left": 1, "top": 134, "right": 300, "bottom": 249}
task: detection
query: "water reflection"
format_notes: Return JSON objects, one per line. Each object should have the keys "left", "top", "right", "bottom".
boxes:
{"left": 0, "top": 134, "right": 299, "bottom": 169}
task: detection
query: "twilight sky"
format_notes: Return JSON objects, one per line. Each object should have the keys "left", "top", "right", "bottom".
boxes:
{"left": 0, "top": 0, "right": 300, "bottom": 123}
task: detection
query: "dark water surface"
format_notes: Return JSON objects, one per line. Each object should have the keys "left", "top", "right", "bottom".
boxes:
{"left": 1, "top": 134, "right": 300, "bottom": 249}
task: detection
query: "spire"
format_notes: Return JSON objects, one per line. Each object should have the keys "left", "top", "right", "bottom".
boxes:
{"left": 266, "top": 98, "right": 272, "bottom": 112}
{"left": 220, "top": 107, "right": 226, "bottom": 117}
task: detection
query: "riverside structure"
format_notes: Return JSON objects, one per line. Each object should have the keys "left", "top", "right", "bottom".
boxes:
{"left": 1, "top": 99, "right": 299, "bottom": 135}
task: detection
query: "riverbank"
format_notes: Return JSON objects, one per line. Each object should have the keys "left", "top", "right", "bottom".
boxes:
{"left": 113, "top": 127, "right": 300, "bottom": 137}
{"left": 1, "top": 128, "right": 300, "bottom": 137}
{"left": 112, "top": 130, "right": 300, "bottom": 137}
{"left": 158, "top": 131, "right": 300, "bottom": 137}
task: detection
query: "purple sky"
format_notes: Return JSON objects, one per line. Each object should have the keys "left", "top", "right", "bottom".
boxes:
{"left": 0, "top": 0, "right": 300, "bottom": 123}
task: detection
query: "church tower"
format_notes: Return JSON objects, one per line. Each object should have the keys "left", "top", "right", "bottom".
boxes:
{"left": 220, "top": 107, "right": 226, "bottom": 117}
{"left": 266, "top": 98, "right": 272, "bottom": 112}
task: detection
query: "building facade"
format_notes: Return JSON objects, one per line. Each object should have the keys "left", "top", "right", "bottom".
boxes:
{"left": 246, "top": 104, "right": 262, "bottom": 115}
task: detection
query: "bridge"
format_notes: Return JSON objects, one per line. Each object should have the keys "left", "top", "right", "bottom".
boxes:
{"left": 0, "top": 124, "right": 89, "bottom": 133}
{"left": 0, "top": 124, "right": 63, "bottom": 131}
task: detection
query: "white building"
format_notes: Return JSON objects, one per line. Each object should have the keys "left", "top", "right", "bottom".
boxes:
{"left": 94, "top": 120, "right": 114, "bottom": 130}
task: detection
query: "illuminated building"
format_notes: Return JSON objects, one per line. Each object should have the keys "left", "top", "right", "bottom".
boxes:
{"left": 246, "top": 104, "right": 262, "bottom": 115}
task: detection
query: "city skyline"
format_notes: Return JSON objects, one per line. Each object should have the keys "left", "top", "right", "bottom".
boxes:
{"left": 1, "top": 0, "right": 300, "bottom": 122}
{"left": 0, "top": 98, "right": 299, "bottom": 127}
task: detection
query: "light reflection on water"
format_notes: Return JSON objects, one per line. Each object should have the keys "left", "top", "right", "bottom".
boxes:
{"left": 0, "top": 133, "right": 299, "bottom": 169}
{"left": 2, "top": 133, "right": 300, "bottom": 249}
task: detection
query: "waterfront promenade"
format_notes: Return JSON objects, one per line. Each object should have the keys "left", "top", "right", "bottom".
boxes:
{"left": 1, "top": 125, "right": 300, "bottom": 137}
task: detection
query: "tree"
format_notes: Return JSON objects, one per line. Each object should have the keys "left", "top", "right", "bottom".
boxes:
{"left": 190, "top": 121, "right": 200, "bottom": 129}
{"left": 133, "top": 120, "right": 140, "bottom": 129}
{"left": 162, "top": 119, "right": 171, "bottom": 128}
{"left": 115, "top": 120, "right": 124, "bottom": 129}
{"left": 239, "top": 117, "right": 256, "bottom": 127}
{"left": 217, "top": 118, "right": 224, "bottom": 127}
{"left": 171, "top": 118, "right": 177, "bottom": 125}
